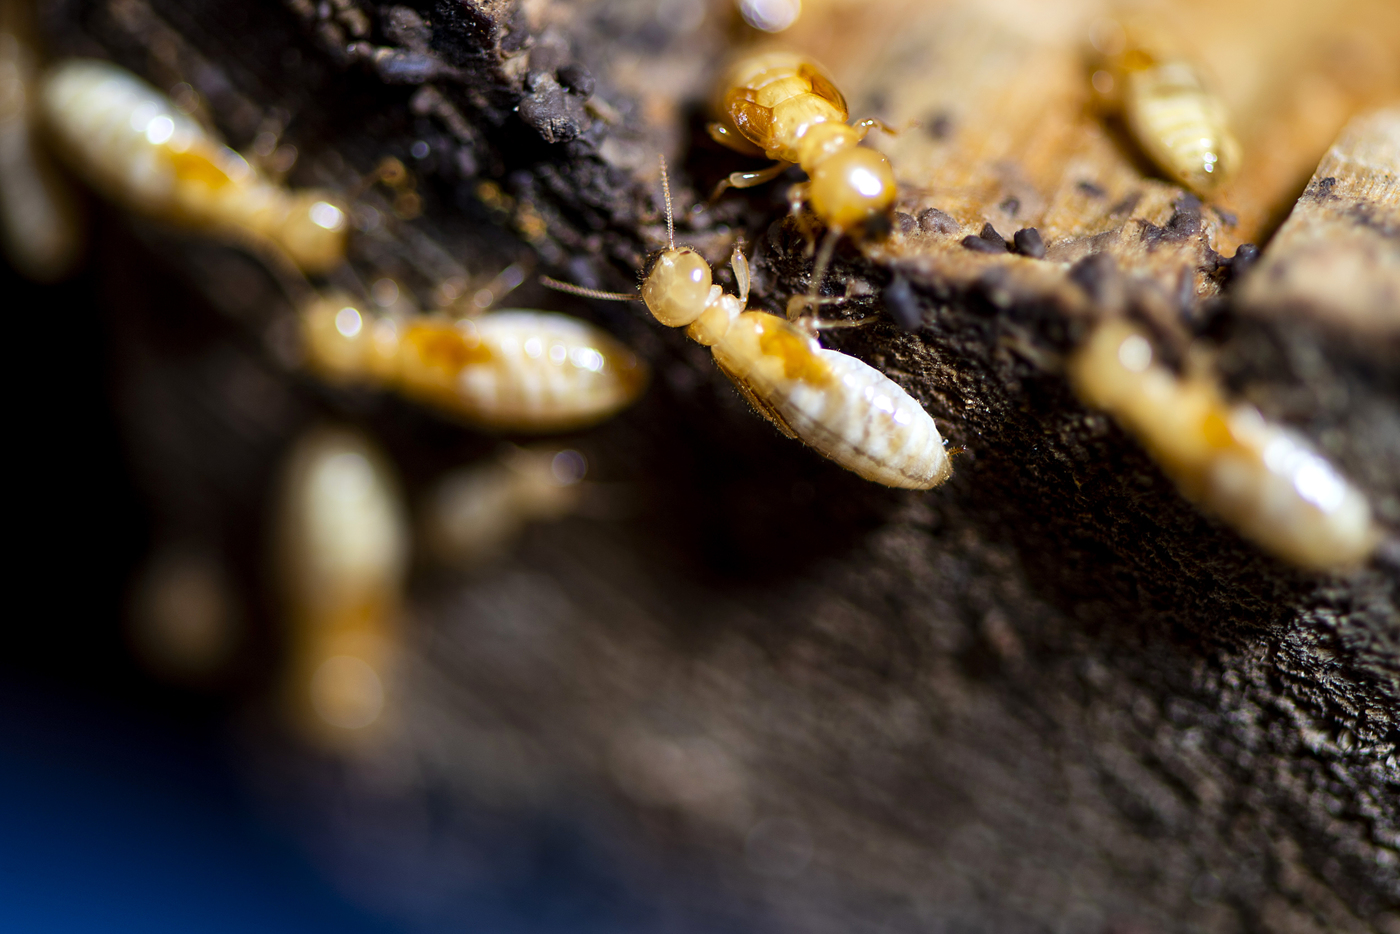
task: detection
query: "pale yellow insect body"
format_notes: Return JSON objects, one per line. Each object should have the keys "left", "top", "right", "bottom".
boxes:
{"left": 633, "top": 226, "right": 949, "bottom": 489}
{"left": 423, "top": 446, "right": 587, "bottom": 566}
{"left": 0, "top": 19, "right": 81, "bottom": 281}
{"left": 1121, "top": 55, "right": 1240, "bottom": 195}
{"left": 547, "top": 160, "right": 950, "bottom": 489}
{"left": 710, "top": 311, "right": 950, "bottom": 488}
{"left": 276, "top": 427, "right": 408, "bottom": 746}
{"left": 1070, "top": 321, "right": 1379, "bottom": 572}
{"left": 39, "top": 59, "right": 347, "bottom": 273}
{"left": 301, "top": 296, "right": 648, "bottom": 432}
{"left": 1092, "top": 17, "right": 1240, "bottom": 197}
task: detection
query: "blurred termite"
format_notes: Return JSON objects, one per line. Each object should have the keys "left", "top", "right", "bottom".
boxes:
{"left": 1070, "top": 321, "right": 1379, "bottom": 572}
{"left": 423, "top": 445, "right": 589, "bottom": 567}
{"left": 707, "top": 50, "right": 897, "bottom": 307}
{"left": 299, "top": 282, "right": 648, "bottom": 432}
{"left": 129, "top": 546, "right": 241, "bottom": 687}
{"left": 0, "top": 0, "right": 82, "bottom": 280}
{"left": 275, "top": 426, "right": 408, "bottom": 747}
{"left": 544, "top": 159, "right": 950, "bottom": 490}
{"left": 1088, "top": 17, "right": 1240, "bottom": 196}
{"left": 39, "top": 59, "right": 348, "bottom": 273}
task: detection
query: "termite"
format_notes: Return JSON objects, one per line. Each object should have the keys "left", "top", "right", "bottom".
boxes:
{"left": 38, "top": 59, "right": 348, "bottom": 273}
{"left": 423, "top": 445, "right": 589, "bottom": 567}
{"left": 1088, "top": 18, "right": 1240, "bottom": 196}
{"left": 1070, "top": 320, "right": 1379, "bottom": 572}
{"left": 707, "top": 51, "right": 898, "bottom": 306}
{"left": 545, "top": 159, "right": 950, "bottom": 490}
{"left": 0, "top": 1, "right": 82, "bottom": 281}
{"left": 300, "top": 290, "right": 649, "bottom": 433}
{"left": 275, "top": 426, "right": 408, "bottom": 746}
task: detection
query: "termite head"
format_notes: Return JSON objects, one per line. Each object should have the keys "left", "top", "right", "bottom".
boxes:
{"left": 641, "top": 247, "right": 712, "bottom": 327}
{"left": 300, "top": 292, "right": 399, "bottom": 383}
{"left": 276, "top": 192, "right": 349, "bottom": 274}
{"left": 807, "top": 145, "right": 896, "bottom": 236}
{"left": 637, "top": 154, "right": 717, "bottom": 328}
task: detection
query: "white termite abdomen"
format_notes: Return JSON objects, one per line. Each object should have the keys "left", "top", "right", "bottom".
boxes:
{"left": 302, "top": 298, "right": 649, "bottom": 432}
{"left": 1070, "top": 321, "right": 1379, "bottom": 572}
{"left": 39, "top": 59, "right": 346, "bottom": 272}
{"left": 711, "top": 312, "right": 950, "bottom": 489}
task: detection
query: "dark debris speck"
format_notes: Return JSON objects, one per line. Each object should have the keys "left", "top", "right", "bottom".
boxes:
{"left": 557, "top": 63, "right": 595, "bottom": 99}
{"left": 1012, "top": 228, "right": 1046, "bottom": 259}
{"left": 918, "top": 208, "right": 959, "bottom": 236}
{"left": 979, "top": 223, "right": 1007, "bottom": 248}
{"left": 1140, "top": 193, "right": 1203, "bottom": 247}
{"left": 883, "top": 275, "right": 923, "bottom": 331}
{"left": 923, "top": 111, "right": 954, "bottom": 140}
{"left": 962, "top": 234, "right": 1008, "bottom": 254}
{"left": 1308, "top": 176, "right": 1339, "bottom": 200}
{"left": 1069, "top": 252, "right": 1117, "bottom": 303}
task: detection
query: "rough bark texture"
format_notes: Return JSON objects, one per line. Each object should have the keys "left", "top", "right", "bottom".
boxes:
{"left": 24, "top": 0, "right": 1400, "bottom": 931}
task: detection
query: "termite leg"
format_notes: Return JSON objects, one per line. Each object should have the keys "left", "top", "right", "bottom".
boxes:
{"left": 852, "top": 117, "right": 899, "bottom": 136}
{"left": 791, "top": 228, "right": 840, "bottom": 321}
{"left": 729, "top": 240, "right": 751, "bottom": 306}
{"left": 710, "top": 162, "right": 792, "bottom": 203}
{"left": 786, "top": 291, "right": 878, "bottom": 331}
{"left": 706, "top": 121, "right": 765, "bottom": 157}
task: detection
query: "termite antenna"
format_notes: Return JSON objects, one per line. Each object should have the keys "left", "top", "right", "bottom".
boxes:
{"left": 467, "top": 262, "right": 529, "bottom": 313}
{"left": 540, "top": 276, "right": 641, "bottom": 302}
{"left": 791, "top": 228, "right": 839, "bottom": 320}
{"left": 659, "top": 154, "right": 675, "bottom": 250}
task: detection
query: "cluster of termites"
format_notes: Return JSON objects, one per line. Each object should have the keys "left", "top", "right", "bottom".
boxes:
{"left": 2, "top": 0, "right": 1386, "bottom": 739}
{"left": 274, "top": 426, "right": 592, "bottom": 746}
{"left": 0, "top": 14, "right": 650, "bottom": 741}
{"left": 547, "top": 159, "right": 951, "bottom": 490}
{"left": 3, "top": 47, "right": 650, "bottom": 434}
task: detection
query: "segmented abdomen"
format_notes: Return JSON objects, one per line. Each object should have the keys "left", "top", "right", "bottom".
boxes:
{"left": 40, "top": 59, "right": 247, "bottom": 222}
{"left": 396, "top": 311, "right": 648, "bottom": 432}
{"left": 712, "top": 313, "right": 950, "bottom": 489}
{"left": 721, "top": 52, "right": 848, "bottom": 163}
{"left": 1124, "top": 61, "right": 1239, "bottom": 193}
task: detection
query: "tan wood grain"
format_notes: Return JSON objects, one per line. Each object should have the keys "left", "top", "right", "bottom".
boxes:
{"left": 1240, "top": 106, "right": 1400, "bottom": 340}
{"left": 732, "top": 0, "right": 1400, "bottom": 334}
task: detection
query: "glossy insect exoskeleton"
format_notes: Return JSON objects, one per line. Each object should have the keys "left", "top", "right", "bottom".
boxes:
{"left": 708, "top": 51, "right": 897, "bottom": 237}
{"left": 1090, "top": 20, "right": 1240, "bottom": 196}
{"left": 275, "top": 426, "right": 408, "bottom": 746}
{"left": 39, "top": 59, "right": 348, "bottom": 273}
{"left": 547, "top": 163, "right": 950, "bottom": 490}
{"left": 300, "top": 294, "right": 648, "bottom": 433}
{"left": 0, "top": 2, "right": 81, "bottom": 281}
{"left": 1070, "top": 320, "right": 1378, "bottom": 572}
